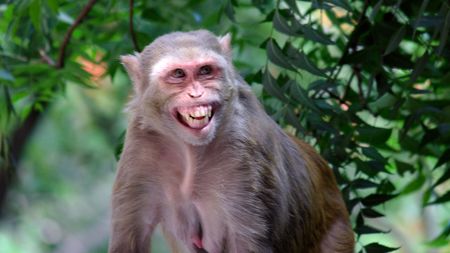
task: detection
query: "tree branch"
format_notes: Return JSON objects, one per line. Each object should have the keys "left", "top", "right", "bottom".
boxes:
{"left": 0, "top": 0, "right": 98, "bottom": 216}
{"left": 129, "top": 0, "right": 140, "bottom": 51}
{"left": 57, "top": 0, "right": 98, "bottom": 68}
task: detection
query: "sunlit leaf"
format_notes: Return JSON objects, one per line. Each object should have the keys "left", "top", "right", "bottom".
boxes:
{"left": 368, "top": 93, "right": 397, "bottom": 112}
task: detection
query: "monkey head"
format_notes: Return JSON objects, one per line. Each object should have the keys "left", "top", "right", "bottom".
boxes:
{"left": 121, "top": 30, "right": 236, "bottom": 146}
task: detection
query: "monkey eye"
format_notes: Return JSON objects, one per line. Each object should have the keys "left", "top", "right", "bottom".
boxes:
{"left": 171, "top": 68, "right": 186, "bottom": 79}
{"left": 198, "top": 65, "right": 213, "bottom": 76}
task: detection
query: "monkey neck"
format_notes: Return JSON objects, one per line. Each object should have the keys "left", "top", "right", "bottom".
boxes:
{"left": 179, "top": 143, "right": 197, "bottom": 199}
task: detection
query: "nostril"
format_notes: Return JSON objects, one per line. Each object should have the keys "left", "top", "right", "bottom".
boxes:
{"left": 188, "top": 92, "right": 203, "bottom": 98}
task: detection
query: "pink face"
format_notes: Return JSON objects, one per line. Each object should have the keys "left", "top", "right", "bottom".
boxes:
{"left": 158, "top": 60, "right": 225, "bottom": 145}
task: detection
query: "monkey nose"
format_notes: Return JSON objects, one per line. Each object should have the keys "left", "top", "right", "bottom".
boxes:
{"left": 188, "top": 92, "right": 204, "bottom": 98}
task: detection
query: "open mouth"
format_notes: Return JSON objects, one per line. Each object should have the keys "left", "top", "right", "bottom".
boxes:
{"left": 176, "top": 104, "right": 214, "bottom": 130}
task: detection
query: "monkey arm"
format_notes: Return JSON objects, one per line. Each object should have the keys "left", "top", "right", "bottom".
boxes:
{"left": 109, "top": 125, "right": 163, "bottom": 253}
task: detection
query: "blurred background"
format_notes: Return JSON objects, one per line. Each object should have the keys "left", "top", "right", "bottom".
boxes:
{"left": 0, "top": 0, "right": 449, "bottom": 252}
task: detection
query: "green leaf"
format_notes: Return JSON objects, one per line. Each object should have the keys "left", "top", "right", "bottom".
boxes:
{"left": 0, "top": 69, "right": 15, "bottom": 81}
{"left": 413, "top": 0, "right": 430, "bottom": 37}
{"left": 262, "top": 70, "right": 287, "bottom": 102}
{"left": 384, "top": 26, "right": 406, "bottom": 55}
{"left": 288, "top": 80, "right": 321, "bottom": 113}
{"left": 355, "top": 159, "right": 379, "bottom": 177}
{"left": 368, "top": 93, "right": 397, "bottom": 112}
{"left": 297, "top": 24, "right": 334, "bottom": 45}
{"left": 47, "top": 0, "right": 59, "bottom": 13}
{"left": 266, "top": 39, "right": 295, "bottom": 71}
{"left": 433, "top": 167, "right": 450, "bottom": 187}
{"left": 285, "top": 0, "right": 301, "bottom": 15}
{"left": 364, "top": 242, "right": 400, "bottom": 253}
{"left": 361, "top": 208, "right": 384, "bottom": 218}
{"left": 273, "top": 11, "right": 296, "bottom": 36}
{"left": 324, "top": 0, "right": 352, "bottom": 12}
{"left": 402, "top": 171, "right": 426, "bottom": 194}
{"left": 425, "top": 223, "right": 450, "bottom": 247}
{"left": 114, "top": 130, "right": 126, "bottom": 161}
{"left": 378, "top": 179, "right": 396, "bottom": 193}
{"left": 395, "top": 160, "right": 415, "bottom": 176}
{"left": 434, "top": 148, "right": 450, "bottom": 169}
{"left": 355, "top": 224, "right": 387, "bottom": 235}
{"left": 369, "top": 0, "right": 383, "bottom": 23}
{"left": 356, "top": 126, "right": 392, "bottom": 145}
{"left": 306, "top": 113, "right": 337, "bottom": 134}
{"left": 2, "top": 86, "right": 15, "bottom": 116}
{"left": 29, "top": 0, "right": 42, "bottom": 32}
{"left": 351, "top": 179, "right": 379, "bottom": 189}
{"left": 413, "top": 15, "right": 445, "bottom": 28}
{"left": 224, "top": 0, "right": 235, "bottom": 22}
{"left": 289, "top": 50, "right": 327, "bottom": 77}
{"left": 428, "top": 191, "right": 450, "bottom": 205}
{"left": 285, "top": 107, "right": 304, "bottom": 131}
{"left": 308, "top": 79, "right": 338, "bottom": 91}
{"left": 437, "top": 9, "right": 450, "bottom": 55}
{"left": 409, "top": 52, "right": 430, "bottom": 83}
{"left": 361, "top": 147, "right": 387, "bottom": 164}
{"left": 420, "top": 127, "right": 439, "bottom": 147}
{"left": 361, "top": 193, "right": 397, "bottom": 207}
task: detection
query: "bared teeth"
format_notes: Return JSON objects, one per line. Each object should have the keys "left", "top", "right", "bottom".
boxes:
{"left": 178, "top": 105, "right": 213, "bottom": 129}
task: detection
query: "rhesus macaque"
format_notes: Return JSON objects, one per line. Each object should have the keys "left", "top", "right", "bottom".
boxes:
{"left": 109, "top": 30, "right": 355, "bottom": 253}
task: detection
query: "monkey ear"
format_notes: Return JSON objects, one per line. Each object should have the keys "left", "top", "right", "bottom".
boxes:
{"left": 120, "top": 53, "right": 142, "bottom": 91}
{"left": 219, "top": 33, "right": 232, "bottom": 58}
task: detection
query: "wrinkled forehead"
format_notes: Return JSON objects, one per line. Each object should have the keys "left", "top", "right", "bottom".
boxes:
{"left": 148, "top": 46, "right": 228, "bottom": 78}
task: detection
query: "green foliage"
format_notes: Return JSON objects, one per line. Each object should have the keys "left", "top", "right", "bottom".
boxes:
{"left": 226, "top": 0, "right": 450, "bottom": 252}
{"left": 0, "top": 0, "right": 449, "bottom": 252}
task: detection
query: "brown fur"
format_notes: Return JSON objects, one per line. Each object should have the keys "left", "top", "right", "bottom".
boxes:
{"left": 108, "top": 30, "right": 355, "bottom": 253}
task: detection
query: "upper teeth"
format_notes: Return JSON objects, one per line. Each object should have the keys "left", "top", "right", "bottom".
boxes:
{"left": 179, "top": 105, "right": 212, "bottom": 119}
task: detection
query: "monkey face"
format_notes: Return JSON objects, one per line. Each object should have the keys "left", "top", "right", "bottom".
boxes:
{"left": 147, "top": 51, "right": 232, "bottom": 146}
